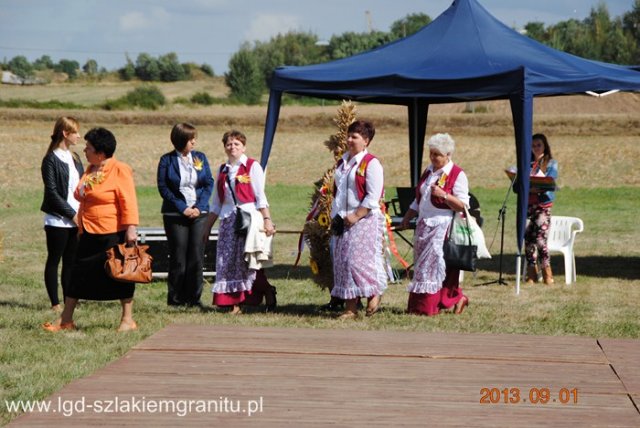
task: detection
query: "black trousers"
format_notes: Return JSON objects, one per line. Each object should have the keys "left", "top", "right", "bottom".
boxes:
{"left": 44, "top": 225, "right": 78, "bottom": 306}
{"left": 163, "top": 213, "right": 208, "bottom": 306}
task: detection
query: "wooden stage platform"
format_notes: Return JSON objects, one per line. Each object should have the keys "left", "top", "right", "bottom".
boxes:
{"left": 11, "top": 325, "right": 640, "bottom": 426}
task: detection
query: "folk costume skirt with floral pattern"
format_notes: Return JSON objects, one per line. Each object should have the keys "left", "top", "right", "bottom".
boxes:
{"left": 330, "top": 212, "right": 387, "bottom": 300}
{"left": 525, "top": 203, "right": 552, "bottom": 268}
{"left": 211, "top": 211, "right": 256, "bottom": 306}
{"left": 406, "top": 218, "right": 464, "bottom": 316}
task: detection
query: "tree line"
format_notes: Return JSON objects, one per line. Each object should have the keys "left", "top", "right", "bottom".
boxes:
{"left": 2, "top": 2, "right": 638, "bottom": 104}
{"left": 226, "top": 2, "right": 640, "bottom": 103}
{"left": 1, "top": 52, "right": 214, "bottom": 82}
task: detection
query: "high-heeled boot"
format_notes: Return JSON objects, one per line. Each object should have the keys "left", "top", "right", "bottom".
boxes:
{"left": 526, "top": 265, "right": 538, "bottom": 284}
{"left": 542, "top": 266, "right": 554, "bottom": 285}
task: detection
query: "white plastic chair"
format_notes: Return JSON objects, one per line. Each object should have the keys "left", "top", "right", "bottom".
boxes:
{"left": 520, "top": 216, "right": 584, "bottom": 285}
{"left": 547, "top": 216, "right": 584, "bottom": 284}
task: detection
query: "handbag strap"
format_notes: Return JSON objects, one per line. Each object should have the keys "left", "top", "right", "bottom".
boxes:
{"left": 224, "top": 167, "right": 240, "bottom": 207}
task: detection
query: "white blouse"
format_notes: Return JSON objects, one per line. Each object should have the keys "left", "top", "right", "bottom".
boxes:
{"left": 331, "top": 149, "right": 384, "bottom": 218}
{"left": 209, "top": 154, "right": 269, "bottom": 219}
{"left": 44, "top": 148, "right": 80, "bottom": 228}
{"left": 177, "top": 151, "right": 198, "bottom": 208}
{"left": 409, "top": 160, "right": 470, "bottom": 226}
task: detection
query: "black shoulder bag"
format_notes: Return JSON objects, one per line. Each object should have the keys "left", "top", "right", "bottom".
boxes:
{"left": 442, "top": 207, "right": 477, "bottom": 272}
{"left": 225, "top": 169, "right": 252, "bottom": 236}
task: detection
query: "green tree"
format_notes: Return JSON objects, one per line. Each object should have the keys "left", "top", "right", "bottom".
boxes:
{"left": 524, "top": 22, "right": 547, "bottom": 43}
{"left": 7, "top": 55, "right": 34, "bottom": 79}
{"left": 583, "top": 3, "right": 613, "bottom": 59}
{"left": 33, "top": 55, "right": 54, "bottom": 70}
{"left": 390, "top": 13, "right": 432, "bottom": 38}
{"left": 119, "top": 57, "right": 136, "bottom": 81}
{"left": 200, "top": 63, "right": 214, "bottom": 77}
{"left": 225, "top": 49, "right": 263, "bottom": 104}
{"left": 547, "top": 19, "right": 590, "bottom": 57}
{"left": 602, "top": 19, "right": 637, "bottom": 64}
{"left": 328, "top": 31, "right": 395, "bottom": 59}
{"left": 158, "top": 52, "right": 186, "bottom": 81}
{"left": 54, "top": 59, "right": 80, "bottom": 79}
{"left": 83, "top": 59, "right": 98, "bottom": 75}
{"left": 252, "top": 32, "right": 326, "bottom": 87}
{"left": 135, "top": 53, "right": 161, "bottom": 81}
{"left": 623, "top": 0, "right": 640, "bottom": 62}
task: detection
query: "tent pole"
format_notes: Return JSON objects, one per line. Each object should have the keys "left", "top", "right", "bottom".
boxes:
{"left": 408, "top": 100, "right": 428, "bottom": 187}
{"left": 260, "top": 90, "right": 283, "bottom": 169}
{"left": 515, "top": 255, "right": 521, "bottom": 295}
{"left": 510, "top": 80, "right": 533, "bottom": 296}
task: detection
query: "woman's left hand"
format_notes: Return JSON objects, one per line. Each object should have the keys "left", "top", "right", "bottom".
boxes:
{"left": 345, "top": 212, "right": 359, "bottom": 226}
{"left": 263, "top": 218, "right": 276, "bottom": 236}
{"left": 125, "top": 225, "right": 137, "bottom": 245}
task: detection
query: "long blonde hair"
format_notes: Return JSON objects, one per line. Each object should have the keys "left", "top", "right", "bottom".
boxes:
{"left": 46, "top": 116, "right": 79, "bottom": 155}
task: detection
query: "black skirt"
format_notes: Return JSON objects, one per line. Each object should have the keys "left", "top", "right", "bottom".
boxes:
{"left": 67, "top": 231, "right": 135, "bottom": 300}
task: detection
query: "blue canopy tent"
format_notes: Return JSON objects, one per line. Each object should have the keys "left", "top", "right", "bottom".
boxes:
{"left": 260, "top": 0, "right": 640, "bottom": 292}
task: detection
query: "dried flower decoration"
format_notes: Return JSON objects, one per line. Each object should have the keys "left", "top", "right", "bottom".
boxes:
{"left": 193, "top": 156, "right": 204, "bottom": 171}
{"left": 84, "top": 171, "right": 105, "bottom": 190}
{"left": 437, "top": 173, "right": 448, "bottom": 188}
{"left": 236, "top": 174, "right": 251, "bottom": 184}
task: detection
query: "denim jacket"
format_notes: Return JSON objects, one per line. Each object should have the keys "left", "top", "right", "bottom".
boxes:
{"left": 532, "top": 159, "right": 558, "bottom": 204}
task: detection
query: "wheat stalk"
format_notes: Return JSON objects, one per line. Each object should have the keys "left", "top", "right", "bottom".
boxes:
{"left": 305, "top": 101, "right": 357, "bottom": 289}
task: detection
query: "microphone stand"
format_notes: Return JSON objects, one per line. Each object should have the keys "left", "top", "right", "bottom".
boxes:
{"left": 478, "top": 173, "right": 516, "bottom": 286}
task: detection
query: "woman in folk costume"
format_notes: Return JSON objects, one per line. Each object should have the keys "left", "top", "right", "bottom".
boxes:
{"left": 401, "top": 133, "right": 470, "bottom": 316}
{"left": 330, "top": 120, "right": 387, "bottom": 319}
{"left": 204, "top": 130, "right": 276, "bottom": 314}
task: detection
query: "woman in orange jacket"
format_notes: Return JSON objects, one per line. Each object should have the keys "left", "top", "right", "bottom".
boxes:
{"left": 43, "top": 127, "right": 140, "bottom": 332}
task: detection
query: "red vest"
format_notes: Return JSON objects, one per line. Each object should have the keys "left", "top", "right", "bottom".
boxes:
{"left": 334, "top": 153, "right": 383, "bottom": 201}
{"left": 415, "top": 164, "right": 463, "bottom": 209}
{"left": 216, "top": 158, "right": 256, "bottom": 204}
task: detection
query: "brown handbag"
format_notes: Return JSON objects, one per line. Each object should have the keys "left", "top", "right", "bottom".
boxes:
{"left": 105, "top": 243, "right": 153, "bottom": 283}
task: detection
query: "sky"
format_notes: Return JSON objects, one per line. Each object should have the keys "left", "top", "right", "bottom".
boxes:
{"left": 0, "top": 0, "right": 636, "bottom": 74}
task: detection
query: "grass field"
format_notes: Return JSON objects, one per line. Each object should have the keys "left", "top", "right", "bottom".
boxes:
{"left": 0, "top": 83, "right": 639, "bottom": 424}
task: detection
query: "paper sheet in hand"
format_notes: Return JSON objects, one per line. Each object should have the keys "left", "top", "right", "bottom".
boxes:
{"left": 504, "top": 169, "right": 556, "bottom": 191}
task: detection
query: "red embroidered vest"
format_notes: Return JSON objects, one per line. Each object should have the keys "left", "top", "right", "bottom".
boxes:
{"left": 415, "top": 164, "right": 463, "bottom": 209}
{"left": 333, "top": 153, "right": 383, "bottom": 201}
{"left": 217, "top": 158, "right": 256, "bottom": 204}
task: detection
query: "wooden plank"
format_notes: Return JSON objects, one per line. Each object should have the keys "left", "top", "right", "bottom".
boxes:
{"left": 11, "top": 352, "right": 638, "bottom": 426}
{"left": 599, "top": 338, "right": 640, "bottom": 395}
{"left": 10, "top": 326, "right": 639, "bottom": 427}
{"left": 134, "top": 324, "right": 607, "bottom": 364}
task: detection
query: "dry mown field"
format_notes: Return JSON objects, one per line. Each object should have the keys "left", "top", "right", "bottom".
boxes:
{"left": 1, "top": 90, "right": 639, "bottom": 193}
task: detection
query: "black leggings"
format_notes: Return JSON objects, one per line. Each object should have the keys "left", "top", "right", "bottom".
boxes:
{"left": 44, "top": 226, "right": 78, "bottom": 306}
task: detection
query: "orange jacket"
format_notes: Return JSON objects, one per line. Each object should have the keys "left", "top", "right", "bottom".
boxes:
{"left": 75, "top": 157, "right": 139, "bottom": 234}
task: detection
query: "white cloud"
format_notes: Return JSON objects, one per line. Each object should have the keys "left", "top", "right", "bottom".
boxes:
{"left": 119, "top": 7, "right": 170, "bottom": 32}
{"left": 244, "top": 14, "right": 300, "bottom": 42}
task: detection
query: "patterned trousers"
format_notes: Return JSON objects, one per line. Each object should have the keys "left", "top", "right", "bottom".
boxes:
{"left": 525, "top": 203, "right": 552, "bottom": 268}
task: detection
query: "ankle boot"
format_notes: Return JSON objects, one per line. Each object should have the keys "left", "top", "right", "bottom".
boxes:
{"left": 526, "top": 265, "right": 538, "bottom": 284}
{"left": 542, "top": 266, "right": 554, "bottom": 285}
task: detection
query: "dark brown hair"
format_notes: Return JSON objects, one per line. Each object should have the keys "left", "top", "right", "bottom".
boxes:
{"left": 531, "top": 133, "right": 553, "bottom": 168}
{"left": 347, "top": 120, "right": 375, "bottom": 143}
{"left": 170, "top": 123, "right": 198, "bottom": 152}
